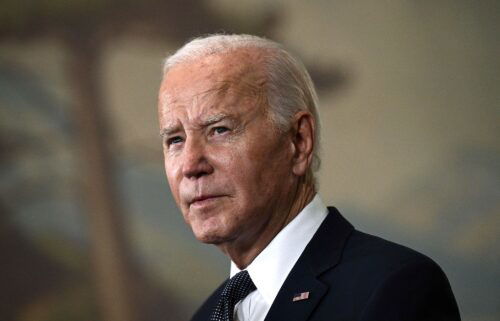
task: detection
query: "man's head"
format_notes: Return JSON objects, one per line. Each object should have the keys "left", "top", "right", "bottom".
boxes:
{"left": 158, "top": 34, "right": 321, "bottom": 264}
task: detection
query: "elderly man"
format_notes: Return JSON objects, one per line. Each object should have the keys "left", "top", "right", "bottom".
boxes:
{"left": 158, "top": 34, "right": 460, "bottom": 321}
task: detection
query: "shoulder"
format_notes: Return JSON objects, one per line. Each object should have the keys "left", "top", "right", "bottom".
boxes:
{"left": 343, "top": 230, "right": 437, "bottom": 272}
{"left": 317, "top": 209, "right": 446, "bottom": 288}
{"left": 321, "top": 206, "right": 437, "bottom": 272}
{"left": 318, "top": 230, "right": 460, "bottom": 320}
{"left": 334, "top": 229, "right": 452, "bottom": 295}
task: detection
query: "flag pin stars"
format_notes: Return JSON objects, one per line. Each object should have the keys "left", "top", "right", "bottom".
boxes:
{"left": 292, "top": 291, "right": 310, "bottom": 302}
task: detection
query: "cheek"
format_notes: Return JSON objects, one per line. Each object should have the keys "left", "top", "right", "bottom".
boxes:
{"left": 164, "top": 159, "right": 182, "bottom": 201}
{"left": 244, "top": 139, "right": 292, "bottom": 176}
{"left": 224, "top": 150, "right": 280, "bottom": 198}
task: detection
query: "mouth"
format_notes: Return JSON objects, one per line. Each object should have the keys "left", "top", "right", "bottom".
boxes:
{"left": 189, "top": 195, "right": 225, "bottom": 208}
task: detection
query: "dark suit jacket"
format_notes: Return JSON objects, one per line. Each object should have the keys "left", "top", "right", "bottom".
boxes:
{"left": 191, "top": 207, "right": 461, "bottom": 321}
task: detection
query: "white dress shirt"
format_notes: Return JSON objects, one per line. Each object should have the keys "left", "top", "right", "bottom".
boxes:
{"left": 230, "top": 194, "right": 328, "bottom": 321}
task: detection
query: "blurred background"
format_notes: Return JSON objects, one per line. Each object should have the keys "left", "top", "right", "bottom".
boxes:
{"left": 0, "top": 0, "right": 498, "bottom": 320}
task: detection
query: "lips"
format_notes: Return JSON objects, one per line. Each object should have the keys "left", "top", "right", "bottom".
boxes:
{"left": 189, "top": 195, "right": 225, "bottom": 207}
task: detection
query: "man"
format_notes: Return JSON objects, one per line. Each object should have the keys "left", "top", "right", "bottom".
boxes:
{"left": 158, "top": 34, "right": 460, "bottom": 321}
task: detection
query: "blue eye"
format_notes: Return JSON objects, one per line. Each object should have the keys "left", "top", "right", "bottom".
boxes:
{"left": 213, "top": 127, "right": 230, "bottom": 135}
{"left": 167, "top": 136, "right": 183, "bottom": 146}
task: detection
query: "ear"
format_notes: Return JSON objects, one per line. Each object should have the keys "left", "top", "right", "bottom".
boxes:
{"left": 290, "top": 111, "right": 315, "bottom": 176}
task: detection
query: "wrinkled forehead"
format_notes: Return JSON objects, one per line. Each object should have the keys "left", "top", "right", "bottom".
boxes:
{"left": 159, "top": 49, "right": 269, "bottom": 110}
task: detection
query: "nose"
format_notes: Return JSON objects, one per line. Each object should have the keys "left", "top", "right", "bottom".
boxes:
{"left": 181, "top": 137, "right": 213, "bottom": 179}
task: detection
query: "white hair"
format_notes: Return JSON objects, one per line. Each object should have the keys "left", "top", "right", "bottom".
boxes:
{"left": 162, "top": 34, "right": 321, "bottom": 176}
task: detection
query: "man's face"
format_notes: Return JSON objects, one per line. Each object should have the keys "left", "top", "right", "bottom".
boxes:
{"left": 158, "top": 51, "right": 297, "bottom": 247}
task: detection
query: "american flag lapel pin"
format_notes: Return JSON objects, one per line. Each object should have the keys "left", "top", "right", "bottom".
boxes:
{"left": 292, "top": 291, "right": 310, "bottom": 302}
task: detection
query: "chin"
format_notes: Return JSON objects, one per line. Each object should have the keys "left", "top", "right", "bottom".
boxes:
{"left": 193, "top": 230, "right": 228, "bottom": 245}
{"left": 190, "top": 220, "right": 229, "bottom": 245}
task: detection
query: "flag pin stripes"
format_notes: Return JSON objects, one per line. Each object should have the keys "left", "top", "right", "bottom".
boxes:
{"left": 292, "top": 291, "right": 310, "bottom": 302}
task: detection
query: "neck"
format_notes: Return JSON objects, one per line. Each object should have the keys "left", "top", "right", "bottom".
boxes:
{"left": 222, "top": 179, "right": 316, "bottom": 269}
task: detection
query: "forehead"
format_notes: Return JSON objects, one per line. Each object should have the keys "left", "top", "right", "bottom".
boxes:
{"left": 159, "top": 49, "right": 268, "bottom": 114}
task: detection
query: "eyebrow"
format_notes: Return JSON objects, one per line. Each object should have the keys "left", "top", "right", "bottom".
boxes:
{"left": 159, "top": 125, "right": 179, "bottom": 138}
{"left": 159, "top": 113, "right": 231, "bottom": 138}
{"left": 201, "top": 113, "right": 229, "bottom": 126}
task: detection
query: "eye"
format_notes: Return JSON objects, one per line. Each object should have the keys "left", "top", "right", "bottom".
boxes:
{"left": 213, "top": 126, "right": 230, "bottom": 135}
{"left": 166, "top": 136, "right": 184, "bottom": 146}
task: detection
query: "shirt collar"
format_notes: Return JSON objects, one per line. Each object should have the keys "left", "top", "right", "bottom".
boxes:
{"left": 230, "top": 194, "right": 328, "bottom": 305}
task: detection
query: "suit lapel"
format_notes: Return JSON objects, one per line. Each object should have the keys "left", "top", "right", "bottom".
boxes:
{"left": 264, "top": 207, "right": 354, "bottom": 321}
{"left": 263, "top": 270, "right": 327, "bottom": 321}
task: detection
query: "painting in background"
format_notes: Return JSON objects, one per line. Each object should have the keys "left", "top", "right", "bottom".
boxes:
{"left": 0, "top": 1, "right": 498, "bottom": 320}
